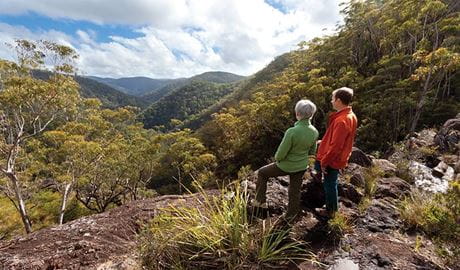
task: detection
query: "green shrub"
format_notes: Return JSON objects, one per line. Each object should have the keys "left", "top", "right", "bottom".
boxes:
{"left": 399, "top": 183, "right": 460, "bottom": 264}
{"left": 0, "top": 196, "right": 23, "bottom": 239}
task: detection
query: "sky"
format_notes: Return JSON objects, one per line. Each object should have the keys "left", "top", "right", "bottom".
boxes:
{"left": 0, "top": 0, "right": 345, "bottom": 79}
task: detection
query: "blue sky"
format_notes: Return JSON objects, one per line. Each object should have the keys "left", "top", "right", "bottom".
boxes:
{"left": 0, "top": 13, "right": 144, "bottom": 43}
{"left": 0, "top": 0, "right": 344, "bottom": 78}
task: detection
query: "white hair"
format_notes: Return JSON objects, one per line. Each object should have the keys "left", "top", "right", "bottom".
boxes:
{"left": 295, "top": 99, "right": 316, "bottom": 120}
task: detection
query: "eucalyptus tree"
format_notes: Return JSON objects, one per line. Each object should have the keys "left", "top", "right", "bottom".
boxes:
{"left": 0, "top": 40, "right": 80, "bottom": 233}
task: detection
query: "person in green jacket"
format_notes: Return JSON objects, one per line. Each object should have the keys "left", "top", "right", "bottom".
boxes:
{"left": 253, "top": 99, "right": 319, "bottom": 221}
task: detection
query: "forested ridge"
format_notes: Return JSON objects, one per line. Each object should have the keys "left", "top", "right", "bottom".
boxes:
{"left": 141, "top": 80, "right": 242, "bottom": 130}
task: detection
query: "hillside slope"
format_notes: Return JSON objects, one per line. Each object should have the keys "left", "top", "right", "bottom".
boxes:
{"left": 33, "top": 71, "right": 148, "bottom": 109}
{"left": 141, "top": 80, "right": 240, "bottom": 129}
{"left": 89, "top": 76, "right": 179, "bottom": 97}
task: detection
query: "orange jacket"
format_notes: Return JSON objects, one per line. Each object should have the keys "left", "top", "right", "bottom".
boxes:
{"left": 316, "top": 107, "right": 357, "bottom": 169}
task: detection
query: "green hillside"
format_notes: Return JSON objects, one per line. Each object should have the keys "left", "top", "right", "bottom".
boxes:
{"left": 141, "top": 72, "right": 245, "bottom": 104}
{"left": 33, "top": 71, "right": 148, "bottom": 109}
{"left": 89, "top": 76, "right": 179, "bottom": 96}
{"left": 141, "top": 80, "right": 240, "bottom": 129}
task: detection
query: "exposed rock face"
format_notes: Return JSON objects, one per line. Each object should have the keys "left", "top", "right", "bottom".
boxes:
{"left": 349, "top": 147, "right": 373, "bottom": 167}
{"left": 410, "top": 160, "right": 453, "bottom": 193}
{"left": 373, "top": 159, "right": 397, "bottom": 177}
{"left": 434, "top": 114, "right": 460, "bottom": 153}
{"left": 0, "top": 194, "right": 210, "bottom": 270}
{"left": 375, "top": 177, "right": 411, "bottom": 199}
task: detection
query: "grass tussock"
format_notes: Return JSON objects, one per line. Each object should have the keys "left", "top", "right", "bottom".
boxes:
{"left": 328, "top": 212, "right": 353, "bottom": 237}
{"left": 139, "top": 182, "right": 315, "bottom": 269}
{"left": 363, "top": 165, "right": 384, "bottom": 197}
{"left": 357, "top": 165, "right": 384, "bottom": 212}
{"left": 399, "top": 181, "right": 460, "bottom": 265}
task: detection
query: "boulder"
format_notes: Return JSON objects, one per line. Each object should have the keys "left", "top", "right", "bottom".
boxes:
{"left": 350, "top": 173, "right": 365, "bottom": 188}
{"left": 360, "top": 198, "right": 402, "bottom": 232}
{"left": 349, "top": 147, "right": 373, "bottom": 167}
{"left": 373, "top": 159, "right": 397, "bottom": 177}
{"left": 300, "top": 180, "right": 364, "bottom": 209}
{"left": 434, "top": 115, "right": 460, "bottom": 153}
{"left": 432, "top": 161, "right": 449, "bottom": 178}
{"left": 338, "top": 183, "right": 363, "bottom": 204}
{"left": 342, "top": 163, "right": 366, "bottom": 188}
{"left": 375, "top": 177, "right": 411, "bottom": 199}
{"left": 301, "top": 180, "right": 325, "bottom": 209}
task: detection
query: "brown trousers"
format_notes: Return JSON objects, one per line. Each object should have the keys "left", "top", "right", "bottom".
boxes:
{"left": 255, "top": 163, "right": 305, "bottom": 219}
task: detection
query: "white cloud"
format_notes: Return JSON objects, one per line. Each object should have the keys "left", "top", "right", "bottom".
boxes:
{"left": 0, "top": 0, "right": 345, "bottom": 78}
{"left": 0, "top": 23, "right": 75, "bottom": 61}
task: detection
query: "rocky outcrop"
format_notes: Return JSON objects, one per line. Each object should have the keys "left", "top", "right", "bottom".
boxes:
{"left": 375, "top": 177, "right": 411, "bottom": 199}
{"left": 373, "top": 159, "right": 397, "bottom": 177}
{"left": 434, "top": 114, "right": 460, "bottom": 153}
{"left": 0, "top": 194, "right": 212, "bottom": 270}
{"left": 349, "top": 147, "right": 373, "bottom": 167}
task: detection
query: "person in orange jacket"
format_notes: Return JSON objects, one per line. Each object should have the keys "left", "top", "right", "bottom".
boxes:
{"left": 313, "top": 87, "right": 357, "bottom": 218}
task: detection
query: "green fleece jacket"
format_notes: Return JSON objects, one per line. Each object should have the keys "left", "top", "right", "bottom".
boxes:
{"left": 275, "top": 118, "right": 318, "bottom": 173}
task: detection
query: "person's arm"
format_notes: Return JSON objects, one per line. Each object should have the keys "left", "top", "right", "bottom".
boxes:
{"left": 308, "top": 132, "right": 319, "bottom": 157}
{"left": 275, "top": 128, "right": 293, "bottom": 161}
{"left": 320, "top": 122, "right": 349, "bottom": 169}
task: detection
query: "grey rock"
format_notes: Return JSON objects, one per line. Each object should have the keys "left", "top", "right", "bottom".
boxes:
{"left": 360, "top": 198, "right": 401, "bottom": 232}
{"left": 432, "top": 161, "right": 449, "bottom": 178}
{"left": 374, "top": 159, "right": 397, "bottom": 177}
{"left": 339, "top": 183, "right": 364, "bottom": 204}
{"left": 434, "top": 117, "right": 460, "bottom": 153}
{"left": 349, "top": 147, "right": 373, "bottom": 167}
{"left": 375, "top": 177, "right": 411, "bottom": 199}
{"left": 350, "top": 173, "right": 365, "bottom": 188}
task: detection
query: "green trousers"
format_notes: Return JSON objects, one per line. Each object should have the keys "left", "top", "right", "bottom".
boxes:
{"left": 255, "top": 162, "right": 305, "bottom": 219}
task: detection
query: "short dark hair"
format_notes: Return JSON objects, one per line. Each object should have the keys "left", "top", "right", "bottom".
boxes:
{"left": 333, "top": 87, "right": 354, "bottom": 105}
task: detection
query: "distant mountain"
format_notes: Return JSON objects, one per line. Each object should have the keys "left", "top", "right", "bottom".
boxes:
{"left": 141, "top": 78, "right": 190, "bottom": 104}
{"left": 89, "top": 72, "right": 245, "bottom": 106}
{"left": 32, "top": 71, "right": 148, "bottom": 109}
{"left": 88, "top": 76, "right": 180, "bottom": 97}
{"left": 141, "top": 71, "right": 245, "bottom": 104}
{"left": 189, "top": 71, "right": 245, "bottom": 84}
{"left": 141, "top": 80, "right": 241, "bottom": 129}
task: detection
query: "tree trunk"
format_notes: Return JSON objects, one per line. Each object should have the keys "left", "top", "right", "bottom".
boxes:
{"left": 410, "top": 70, "right": 432, "bottom": 135}
{"left": 59, "top": 183, "right": 72, "bottom": 225}
{"left": 8, "top": 173, "right": 32, "bottom": 233}
{"left": 177, "top": 167, "right": 182, "bottom": 194}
